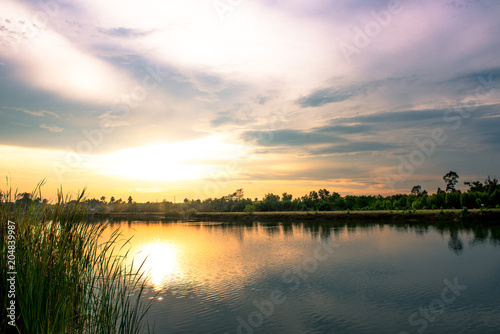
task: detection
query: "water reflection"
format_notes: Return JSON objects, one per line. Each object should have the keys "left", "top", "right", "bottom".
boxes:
{"left": 133, "top": 241, "right": 181, "bottom": 291}
{"left": 98, "top": 219, "right": 500, "bottom": 333}
{"left": 101, "top": 220, "right": 500, "bottom": 292}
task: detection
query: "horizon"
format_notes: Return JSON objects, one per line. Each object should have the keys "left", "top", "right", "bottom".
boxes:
{"left": 1, "top": 0, "right": 500, "bottom": 202}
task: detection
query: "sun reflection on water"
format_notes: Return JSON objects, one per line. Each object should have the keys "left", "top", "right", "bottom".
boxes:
{"left": 133, "top": 241, "right": 181, "bottom": 291}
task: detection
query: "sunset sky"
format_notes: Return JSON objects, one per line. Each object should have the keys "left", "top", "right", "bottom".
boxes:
{"left": 1, "top": 0, "right": 499, "bottom": 202}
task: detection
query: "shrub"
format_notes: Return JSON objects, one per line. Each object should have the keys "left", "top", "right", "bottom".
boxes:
{"left": 165, "top": 209, "right": 182, "bottom": 219}
{"left": 244, "top": 204, "right": 255, "bottom": 214}
{"left": 184, "top": 208, "right": 198, "bottom": 219}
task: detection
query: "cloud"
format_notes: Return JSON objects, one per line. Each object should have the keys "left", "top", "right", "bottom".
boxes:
{"left": 18, "top": 108, "right": 59, "bottom": 118}
{"left": 310, "top": 141, "right": 400, "bottom": 156}
{"left": 211, "top": 111, "right": 251, "bottom": 127}
{"left": 98, "top": 111, "right": 130, "bottom": 128}
{"left": 98, "top": 27, "right": 154, "bottom": 38}
{"left": 242, "top": 129, "right": 346, "bottom": 147}
{"left": 0, "top": 0, "right": 136, "bottom": 105}
{"left": 40, "top": 124, "right": 63, "bottom": 132}
{"left": 297, "top": 86, "right": 359, "bottom": 107}
{"left": 313, "top": 124, "right": 372, "bottom": 135}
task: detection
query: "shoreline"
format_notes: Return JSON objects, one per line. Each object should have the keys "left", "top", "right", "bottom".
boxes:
{"left": 95, "top": 209, "right": 500, "bottom": 223}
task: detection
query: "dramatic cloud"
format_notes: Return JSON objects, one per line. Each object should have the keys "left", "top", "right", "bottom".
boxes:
{"left": 1, "top": 0, "right": 499, "bottom": 199}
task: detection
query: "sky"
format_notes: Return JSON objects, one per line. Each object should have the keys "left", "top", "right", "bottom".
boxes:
{"left": 1, "top": 0, "right": 499, "bottom": 202}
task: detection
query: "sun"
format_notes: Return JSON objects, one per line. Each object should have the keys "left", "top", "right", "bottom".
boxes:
{"left": 99, "top": 135, "right": 247, "bottom": 181}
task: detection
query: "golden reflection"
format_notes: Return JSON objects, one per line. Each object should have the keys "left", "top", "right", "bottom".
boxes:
{"left": 133, "top": 241, "right": 181, "bottom": 291}
{"left": 105, "top": 222, "right": 313, "bottom": 297}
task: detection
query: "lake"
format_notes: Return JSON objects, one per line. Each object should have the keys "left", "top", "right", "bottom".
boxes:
{"left": 103, "top": 220, "right": 500, "bottom": 334}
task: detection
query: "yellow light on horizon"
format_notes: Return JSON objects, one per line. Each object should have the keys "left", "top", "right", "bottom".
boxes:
{"left": 99, "top": 136, "right": 247, "bottom": 182}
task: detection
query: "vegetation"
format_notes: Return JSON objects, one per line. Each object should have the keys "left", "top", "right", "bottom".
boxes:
{"left": 65, "top": 173, "right": 499, "bottom": 215}
{"left": 0, "top": 182, "right": 153, "bottom": 333}
{"left": 5, "top": 173, "right": 499, "bottom": 219}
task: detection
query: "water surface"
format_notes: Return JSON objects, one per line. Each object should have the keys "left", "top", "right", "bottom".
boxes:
{"left": 103, "top": 220, "right": 500, "bottom": 334}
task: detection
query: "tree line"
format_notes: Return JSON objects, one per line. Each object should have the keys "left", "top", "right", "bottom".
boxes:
{"left": 2, "top": 172, "right": 499, "bottom": 214}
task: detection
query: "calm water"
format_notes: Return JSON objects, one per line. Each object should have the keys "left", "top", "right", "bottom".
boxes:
{"left": 103, "top": 220, "right": 500, "bottom": 334}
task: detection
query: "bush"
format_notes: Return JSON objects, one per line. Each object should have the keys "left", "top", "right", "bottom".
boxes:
{"left": 244, "top": 204, "right": 255, "bottom": 214}
{"left": 184, "top": 208, "right": 198, "bottom": 219}
{"left": 165, "top": 209, "right": 182, "bottom": 219}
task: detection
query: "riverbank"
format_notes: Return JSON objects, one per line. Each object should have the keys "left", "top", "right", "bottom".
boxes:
{"left": 98, "top": 209, "right": 500, "bottom": 223}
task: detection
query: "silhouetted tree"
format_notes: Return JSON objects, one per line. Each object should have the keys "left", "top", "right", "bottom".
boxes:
{"left": 443, "top": 171, "right": 459, "bottom": 192}
{"left": 128, "top": 196, "right": 133, "bottom": 204}
{"left": 234, "top": 188, "right": 244, "bottom": 200}
{"left": 411, "top": 185, "right": 422, "bottom": 195}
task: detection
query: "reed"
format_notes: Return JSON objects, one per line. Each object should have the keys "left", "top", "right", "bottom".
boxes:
{"left": 1, "top": 181, "right": 154, "bottom": 333}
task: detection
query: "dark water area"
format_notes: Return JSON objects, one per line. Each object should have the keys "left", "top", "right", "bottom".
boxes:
{"left": 103, "top": 221, "right": 500, "bottom": 334}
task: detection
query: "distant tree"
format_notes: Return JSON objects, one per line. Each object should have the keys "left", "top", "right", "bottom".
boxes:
{"left": 443, "top": 171, "right": 459, "bottom": 192}
{"left": 109, "top": 196, "right": 115, "bottom": 204}
{"left": 318, "top": 189, "right": 330, "bottom": 200}
{"left": 282, "top": 192, "right": 293, "bottom": 201}
{"left": 484, "top": 176, "right": 500, "bottom": 194}
{"left": 234, "top": 188, "right": 244, "bottom": 200}
{"left": 464, "top": 181, "right": 484, "bottom": 192}
{"left": 184, "top": 198, "right": 189, "bottom": 204}
{"left": 100, "top": 196, "right": 106, "bottom": 202}
{"left": 411, "top": 185, "right": 422, "bottom": 195}
{"left": 128, "top": 196, "right": 133, "bottom": 204}
{"left": 244, "top": 203, "right": 255, "bottom": 213}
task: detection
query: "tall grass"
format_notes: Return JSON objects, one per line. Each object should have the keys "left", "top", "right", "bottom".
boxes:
{"left": 1, "top": 182, "right": 154, "bottom": 333}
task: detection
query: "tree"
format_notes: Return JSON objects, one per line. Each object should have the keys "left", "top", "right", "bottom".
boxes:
{"left": 411, "top": 185, "right": 422, "bottom": 195}
{"left": 318, "top": 189, "right": 330, "bottom": 200}
{"left": 464, "top": 181, "right": 484, "bottom": 193}
{"left": 100, "top": 196, "right": 106, "bottom": 202}
{"left": 244, "top": 204, "right": 255, "bottom": 213}
{"left": 109, "top": 196, "right": 115, "bottom": 204}
{"left": 443, "top": 171, "right": 459, "bottom": 192}
{"left": 128, "top": 196, "right": 133, "bottom": 204}
{"left": 234, "top": 188, "right": 244, "bottom": 200}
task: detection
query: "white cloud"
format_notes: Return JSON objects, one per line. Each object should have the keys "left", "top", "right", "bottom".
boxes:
{"left": 0, "top": 0, "right": 137, "bottom": 105}
{"left": 19, "top": 108, "right": 59, "bottom": 118}
{"left": 40, "top": 124, "right": 63, "bottom": 132}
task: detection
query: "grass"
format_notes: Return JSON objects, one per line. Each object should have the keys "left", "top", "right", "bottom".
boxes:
{"left": 1, "top": 182, "right": 154, "bottom": 333}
